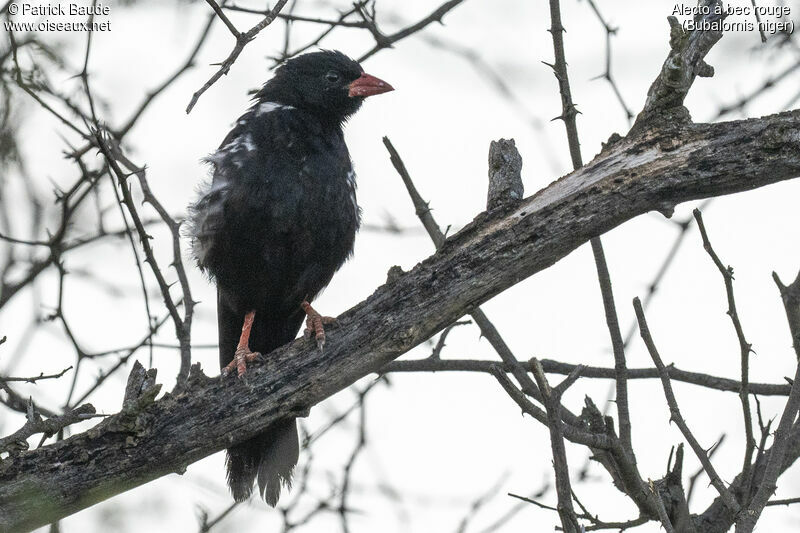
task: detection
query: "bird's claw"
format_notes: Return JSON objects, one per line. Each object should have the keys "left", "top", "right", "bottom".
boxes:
{"left": 302, "top": 301, "right": 337, "bottom": 352}
{"left": 303, "top": 322, "right": 330, "bottom": 351}
{"left": 222, "top": 346, "right": 261, "bottom": 378}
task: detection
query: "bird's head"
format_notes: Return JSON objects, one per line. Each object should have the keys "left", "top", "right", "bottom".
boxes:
{"left": 256, "top": 50, "right": 393, "bottom": 123}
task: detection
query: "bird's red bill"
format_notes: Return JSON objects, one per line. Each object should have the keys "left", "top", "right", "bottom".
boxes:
{"left": 348, "top": 72, "right": 394, "bottom": 98}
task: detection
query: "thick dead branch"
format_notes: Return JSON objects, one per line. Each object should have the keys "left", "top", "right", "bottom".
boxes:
{"left": 0, "top": 109, "right": 799, "bottom": 531}
{"left": 634, "top": 0, "right": 725, "bottom": 129}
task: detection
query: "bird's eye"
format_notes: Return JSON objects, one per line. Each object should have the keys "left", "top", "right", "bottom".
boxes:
{"left": 325, "top": 72, "right": 340, "bottom": 83}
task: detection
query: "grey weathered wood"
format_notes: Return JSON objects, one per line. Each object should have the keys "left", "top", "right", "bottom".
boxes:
{"left": 1, "top": 110, "right": 799, "bottom": 531}
{"left": 634, "top": 0, "right": 725, "bottom": 129}
{"left": 487, "top": 138, "right": 523, "bottom": 210}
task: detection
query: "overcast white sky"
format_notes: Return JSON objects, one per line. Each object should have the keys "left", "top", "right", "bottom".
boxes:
{"left": 3, "top": 0, "right": 800, "bottom": 531}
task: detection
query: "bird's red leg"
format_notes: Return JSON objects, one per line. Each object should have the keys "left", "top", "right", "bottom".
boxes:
{"left": 301, "top": 301, "right": 337, "bottom": 351}
{"left": 222, "top": 310, "right": 261, "bottom": 377}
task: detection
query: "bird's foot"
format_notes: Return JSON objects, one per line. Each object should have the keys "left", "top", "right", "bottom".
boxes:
{"left": 301, "top": 301, "right": 338, "bottom": 351}
{"left": 222, "top": 346, "right": 261, "bottom": 378}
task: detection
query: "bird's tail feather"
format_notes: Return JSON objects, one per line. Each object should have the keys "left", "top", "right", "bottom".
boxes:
{"left": 226, "top": 439, "right": 261, "bottom": 502}
{"left": 225, "top": 418, "right": 299, "bottom": 505}
{"left": 257, "top": 417, "right": 300, "bottom": 506}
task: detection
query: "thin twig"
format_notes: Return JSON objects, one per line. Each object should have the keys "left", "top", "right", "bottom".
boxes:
{"left": 694, "top": 208, "right": 756, "bottom": 502}
{"left": 382, "top": 357, "right": 791, "bottom": 396}
{"left": 530, "top": 358, "right": 582, "bottom": 532}
{"left": 0, "top": 403, "right": 97, "bottom": 455}
{"left": 357, "top": 0, "right": 467, "bottom": 62}
{"left": 686, "top": 434, "right": 726, "bottom": 506}
{"left": 204, "top": 0, "right": 239, "bottom": 37}
{"left": 0, "top": 366, "right": 72, "bottom": 383}
{"left": 750, "top": 0, "right": 768, "bottom": 43}
{"left": 186, "top": 0, "right": 291, "bottom": 113}
{"left": 581, "top": 0, "right": 633, "bottom": 121}
{"left": 766, "top": 497, "right": 800, "bottom": 507}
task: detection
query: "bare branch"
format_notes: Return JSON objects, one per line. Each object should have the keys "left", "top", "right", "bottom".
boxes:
{"left": 694, "top": 208, "right": 756, "bottom": 501}
{"left": 93, "top": 132, "right": 194, "bottom": 385}
{"left": 735, "top": 275, "right": 800, "bottom": 532}
{"left": 204, "top": 0, "right": 239, "bottom": 37}
{"left": 357, "top": 0, "right": 468, "bottom": 62}
{"left": 0, "top": 366, "right": 72, "bottom": 383}
{"left": 633, "top": 297, "right": 741, "bottom": 514}
{"left": 383, "top": 357, "right": 791, "bottom": 396}
{"left": 530, "top": 358, "right": 581, "bottom": 532}
{"left": 0, "top": 403, "right": 97, "bottom": 456}
{"left": 766, "top": 497, "right": 800, "bottom": 507}
{"left": 772, "top": 269, "right": 800, "bottom": 359}
{"left": 382, "top": 137, "right": 445, "bottom": 249}
{"left": 634, "top": 0, "right": 725, "bottom": 128}
{"left": 186, "top": 0, "right": 291, "bottom": 113}
{"left": 580, "top": 0, "right": 634, "bottom": 121}
{"left": 383, "top": 136, "right": 550, "bottom": 420}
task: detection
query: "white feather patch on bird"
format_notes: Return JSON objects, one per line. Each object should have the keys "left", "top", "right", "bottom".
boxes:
{"left": 346, "top": 170, "right": 358, "bottom": 217}
{"left": 206, "top": 133, "right": 258, "bottom": 169}
{"left": 255, "top": 101, "right": 295, "bottom": 116}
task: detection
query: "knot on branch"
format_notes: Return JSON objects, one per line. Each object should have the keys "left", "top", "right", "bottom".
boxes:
{"left": 99, "top": 361, "right": 163, "bottom": 445}
{"left": 580, "top": 396, "right": 614, "bottom": 436}
{"left": 185, "top": 362, "right": 212, "bottom": 389}
{"left": 487, "top": 139, "right": 523, "bottom": 210}
{"left": 386, "top": 265, "right": 405, "bottom": 284}
{"left": 121, "top": 361, "right": 161, "bottom": 413}
{"left": 695, "top": 60, "right": 715, "bottom": 78}
{"left": 601, "top": 132, "right": 624, "bottom": 153}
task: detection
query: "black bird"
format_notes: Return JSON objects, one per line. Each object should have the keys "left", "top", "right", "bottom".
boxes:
{"left": 187, "top": 50, "right": 393, "bottom": 505}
